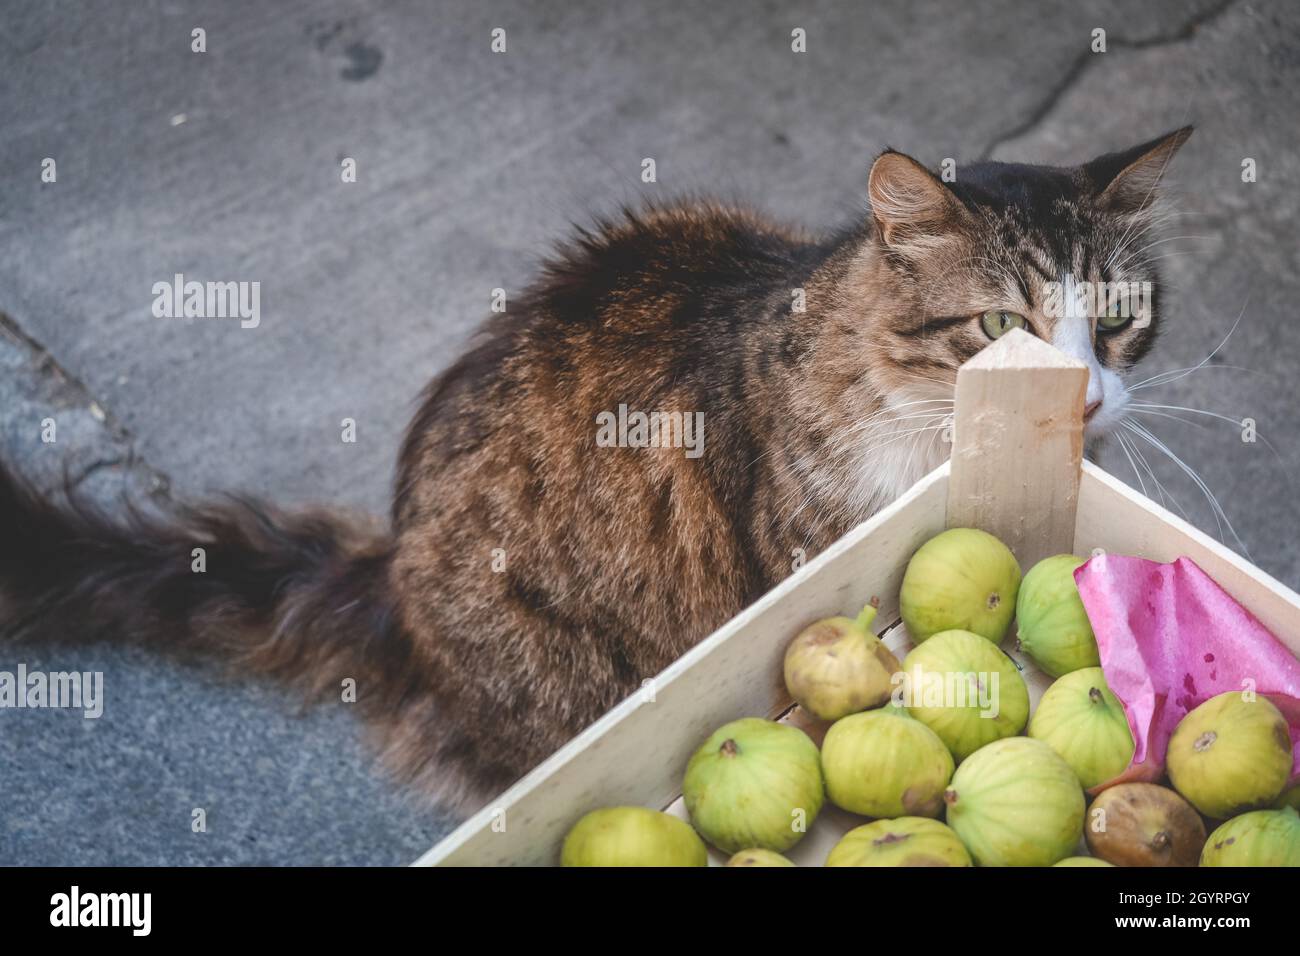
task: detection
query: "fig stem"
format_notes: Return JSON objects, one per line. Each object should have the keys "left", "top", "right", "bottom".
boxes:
{"left": 855, "top": 603, "right": 879, "bottom": 633}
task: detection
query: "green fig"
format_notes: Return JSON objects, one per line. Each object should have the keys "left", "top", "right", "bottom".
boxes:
{"left": 1015, "top": 554, "right": 1100, "bottom": 677}
{"left": 783, "top": 603, "right": 901, "bottom": 721}
{"left": 560, "top": 807, "right": 707, "bottom": 867}
{"left": 726, "top": 848, "right": 796, "bottom": 867}
{"left": 683, "top": 718, "right": 824, "bottom": 854}
{"left": 821, "top": 707, "right": 954, "bottom": 818}
{"left": 900, "top": 629, "right": 1030, "bottom": 761}
{"left": 1200, "top": 807, "right": 1300, "bottom": 867}
{"left": 899, "top": 528, "right": 1021, "bottom": 644}
{"left": 1029, "top": 667, "right": 1135, "bottom": 789}
{"left": 943, "top": 737, "right": 1085, "bottom": 867}
{"left": 825, "top": 817, "right": 971, "bottom": 867}
{"left": 1053, "top": 856, "right": 1114, "bottom": 867}
{"left": 1084, "top": 783, "right": 1205, "bottom": 867}
{"left": 1165, "top": 692, "right": 1293, "bottom": 819}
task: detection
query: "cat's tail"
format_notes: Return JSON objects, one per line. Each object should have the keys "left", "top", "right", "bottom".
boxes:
{"left": 0, "top": 458, "right": 494, "bottom": 812}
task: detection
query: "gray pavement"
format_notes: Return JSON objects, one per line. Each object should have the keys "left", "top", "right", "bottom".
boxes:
{"left": 1, "top": 0, "right": 1296, "bottom": 864}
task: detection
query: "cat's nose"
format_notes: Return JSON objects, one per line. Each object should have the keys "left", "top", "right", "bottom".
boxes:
{"left": 1084, "top": 399, "right": 1102, "bottom": 421}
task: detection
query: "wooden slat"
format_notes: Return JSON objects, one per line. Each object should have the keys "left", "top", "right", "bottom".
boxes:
{"left": 947, "top": 328, "right": 1088, "bottom": 568}
{"left": 415, "top": 329, "right": 1300, "bottom": 867}
{"left": 1075, "top": 460, "right": 1300, "bottom": 655}
{"left": 415, "top": 462, "right": 952, "bottom": 866}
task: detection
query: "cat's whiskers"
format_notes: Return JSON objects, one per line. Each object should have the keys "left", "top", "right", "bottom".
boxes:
{"left": 1111, "top": 234, "right": 1210, "bottom": 273}
{"left": 772, "top": 405, "right": 953, "bottom": 537}
{"left": 1125, "top": 430, "right": 1189, "bottom": 520}
{"left": 1126, "top": 249, "right": 1212, "bottom": 269}
{"left": 1108, "top": 288, "right": 1276, "bottom": 557}
{"left": 850, "top": 418, "right": 951, "bottom": 447}
{"left": 840, "top": 409, "right": 952, "bottom": 516}
{"left": 1128, "top": 363, "right": 1258, "bottom": 391}
{"left": 841, "top": 400, "right": 953, "bottom": 439}
{"left": 1110, "top": 204, "right": 1194, "bottom": 247}
{"left": 744, "top": 395, "right": 951, "bottom": 474}
{"left": 1120, "top": 418, "right": 1231, "bottom": 543}
{"left": 1114, "top": 429, "right": 1184, "bottom": 518}
{"left": 1113, "top": 429, "right": 1151, "bottom": 500}
{"left": 781, "top": 409, "right": 947, "bottom": 506}
{"left": 889, "top": 368, "right": 959, "bottom": 392}
{"left": 1104, "top": 140, "right": 1186, "bottom": 269}
{"left": 902, "top": 415, "right": 949, "bottom": 492}
{"left": 1125, "top": 406, "right": 1208, "bottom": 430}
{"left": 1128, "top": 401, "right": 1282, "bottom": 460}
{"left": 1118, "top": 418, "right": 1250, "bottom": 557}
{"left": 756, "top": 401, "right": 943, "bottom": 486}
{"left": 1126, "top": 300, "right": 1247, "bottom": 392}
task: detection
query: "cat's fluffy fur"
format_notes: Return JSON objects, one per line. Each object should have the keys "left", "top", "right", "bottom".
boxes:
{"left": 0, "top": 129, "right": 1189, "bottom": 814}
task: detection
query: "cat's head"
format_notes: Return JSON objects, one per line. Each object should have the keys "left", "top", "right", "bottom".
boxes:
{"left": 858, "top": 127, "right": 1191, "bottom": 439}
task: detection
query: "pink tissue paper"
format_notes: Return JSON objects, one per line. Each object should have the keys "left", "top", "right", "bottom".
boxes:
{"left": 1074, "top": 553, "right": 1300, "bottom": 793}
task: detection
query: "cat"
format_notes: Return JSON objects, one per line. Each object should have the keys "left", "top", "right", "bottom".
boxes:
{"left": 0, "top": 128, "right": 1190, "bottom": 815}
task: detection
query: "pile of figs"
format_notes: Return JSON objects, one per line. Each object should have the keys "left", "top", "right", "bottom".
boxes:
{"left": 559, "top": 527, "right": 1300, "bottom": 867}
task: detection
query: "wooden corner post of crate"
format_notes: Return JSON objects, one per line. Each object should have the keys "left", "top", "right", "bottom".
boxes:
{"left": 946, "top": 328, "right": 1089, "bottom": 568}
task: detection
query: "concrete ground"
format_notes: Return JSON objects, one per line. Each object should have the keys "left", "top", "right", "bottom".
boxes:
{"left": 1, "top": 0, "right": 1296, "bottom": 864}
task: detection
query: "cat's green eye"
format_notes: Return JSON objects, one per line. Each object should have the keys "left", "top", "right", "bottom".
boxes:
{"left": 1097, "top": 300, "right": 1132, "bottom": 331}
{"left": 980, "top": 310, "right": 1026, "bottom": 339}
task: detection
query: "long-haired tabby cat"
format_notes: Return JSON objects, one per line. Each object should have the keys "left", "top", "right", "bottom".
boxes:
{"left": 0, "top": 128, "right": 1189, "bottom": 814}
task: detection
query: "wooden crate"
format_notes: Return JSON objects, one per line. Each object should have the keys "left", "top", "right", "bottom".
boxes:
{"left": 416, "top": 329, "right": 1300, "bottom": 867}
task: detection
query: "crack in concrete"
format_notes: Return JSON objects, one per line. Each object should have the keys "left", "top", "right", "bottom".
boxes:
{"left": 70, "top": 455, "right": 126, "bottom": 487}
{"left": 0, "top": 0, "right": 1249, "bottom": 513}
{"left": 977, "top": 0, "right": 1242, "bottom": 160}
{"left": 0, "top": 309, "right": 61, "bottom": 368}
{"left": 0, "top": 310, "right": 172, "bottom": 499}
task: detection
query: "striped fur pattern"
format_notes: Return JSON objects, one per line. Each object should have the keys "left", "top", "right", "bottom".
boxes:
{"left": 0, "top": 130, "right": 1190, "bottom": 814}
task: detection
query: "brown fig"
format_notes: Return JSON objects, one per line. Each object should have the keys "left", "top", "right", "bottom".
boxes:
{"left": 1084, "top": 783, "right": 1206, "bottom": 867}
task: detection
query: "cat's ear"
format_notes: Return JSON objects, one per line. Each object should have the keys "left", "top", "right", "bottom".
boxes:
{"left": 1085, "top": 126, "right": 1193, "bottom": 214}
{"left": 868, "top": 150, "right": 969, "bottom": 247}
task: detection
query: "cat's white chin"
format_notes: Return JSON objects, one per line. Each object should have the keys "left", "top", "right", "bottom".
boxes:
{"left": 1086, "top": 404, "right": 1125, "bottom": 438}
{"left": 1084, "top": 366, "right": 1131, "bottom": 438}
